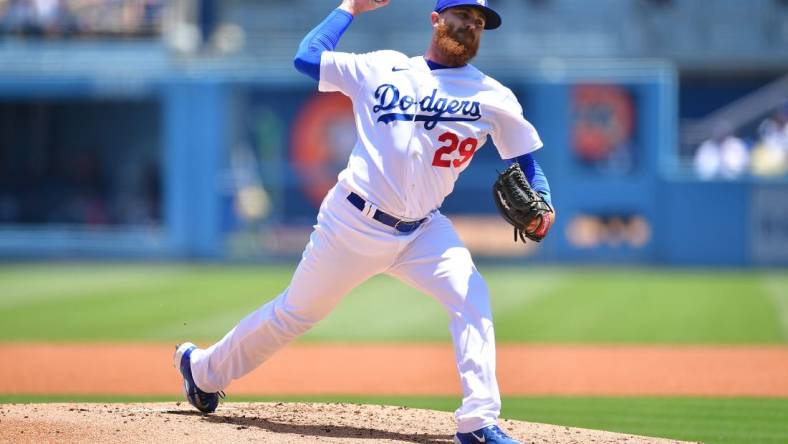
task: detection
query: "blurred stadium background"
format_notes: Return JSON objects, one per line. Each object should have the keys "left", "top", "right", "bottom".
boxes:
{"left": 1, "top": 1, "right": 788, "bottom": 443}
{"left": 0, "top": 0, "right": 786, "bottom": 263}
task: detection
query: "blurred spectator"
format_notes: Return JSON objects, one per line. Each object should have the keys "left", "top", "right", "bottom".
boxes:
{"left": 751, "top": 103, "right": 788, "bottom": 177}
{"left": 0, "top": 0, "right": 77, "bottom": 36}
{"left": 0, "top": 0, "right": 163, "bottom": 38}
{"left": 694, "top": 123, "right": 749, "bottom": 180}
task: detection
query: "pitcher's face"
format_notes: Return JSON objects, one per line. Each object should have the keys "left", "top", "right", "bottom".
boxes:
{"left": 433, "top": 6, "right": 485, "bottom": 65}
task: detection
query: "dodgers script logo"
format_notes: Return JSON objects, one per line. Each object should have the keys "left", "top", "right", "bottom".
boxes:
{"left": 372, "top": 84, "right": 481, "bottom": 130}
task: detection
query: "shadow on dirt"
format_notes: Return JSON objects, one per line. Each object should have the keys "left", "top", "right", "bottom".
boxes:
{"left": 166, "top": 410, "right": 453, "bottom": 443}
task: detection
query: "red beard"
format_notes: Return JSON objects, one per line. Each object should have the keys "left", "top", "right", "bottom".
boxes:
{"left": 434, "top": 22, "right": 479, "bottom": 66}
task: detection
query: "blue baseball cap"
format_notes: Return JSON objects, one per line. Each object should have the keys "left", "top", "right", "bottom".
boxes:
{"left": 434, "top": 0, "right": 502, "bottom": 30}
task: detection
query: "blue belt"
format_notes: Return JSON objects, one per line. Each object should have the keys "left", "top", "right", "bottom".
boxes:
{"left": 346, "top": 192, "right": 427, "bottom": 233}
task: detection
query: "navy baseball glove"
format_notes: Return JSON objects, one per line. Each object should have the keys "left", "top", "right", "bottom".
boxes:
{"left": 493, "top": 163, "right": 554, "bottom": 243}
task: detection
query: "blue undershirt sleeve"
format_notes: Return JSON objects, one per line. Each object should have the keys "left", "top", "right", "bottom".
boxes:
{"left": 507, "top": 153, "right": 552, "bottom": 206}
{"left": 293, "top": 9, "right": 354, "bottom": 82}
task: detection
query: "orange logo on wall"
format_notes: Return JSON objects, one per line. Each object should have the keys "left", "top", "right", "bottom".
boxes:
{"left": 291, "top": 92, "right": 356, "bottom": 206}
{"left": 571, "top": 85, "right": 634, "bottom": 162}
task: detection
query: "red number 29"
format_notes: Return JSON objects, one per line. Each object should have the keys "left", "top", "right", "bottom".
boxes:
{"left": 431, "top": 131, "right": 479, "bottom": 168}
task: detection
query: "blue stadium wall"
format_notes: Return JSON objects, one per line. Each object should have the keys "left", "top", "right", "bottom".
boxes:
{"left": 1, "top": 63, "right": 786, "bottom": 266}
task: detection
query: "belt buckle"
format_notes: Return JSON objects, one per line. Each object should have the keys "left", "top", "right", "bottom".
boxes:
{"left": 393, "top": 219, "right": 405, "bottom": 232}
{"left": 394, "top": 219, "right": 417, "bottom": 233}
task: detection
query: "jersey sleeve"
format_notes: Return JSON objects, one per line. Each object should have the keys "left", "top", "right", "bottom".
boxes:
{"left": 490, "top": 92, "right": 544, "bottom": 160}
{"left": 319, "top": 51, "right": 371, "bottom": 97}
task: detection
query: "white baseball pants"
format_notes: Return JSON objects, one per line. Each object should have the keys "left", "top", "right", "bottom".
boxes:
{"left": 190, "top": 184, "right": 501, "bottom": 433}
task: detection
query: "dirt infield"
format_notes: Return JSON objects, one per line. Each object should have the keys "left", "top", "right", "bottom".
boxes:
{"left": 2, "top": 343, "right": 788, "bottom": 397}
{"left": 8, "top": 343, "right": 785, "bottom": 443}
{"left": 0, "top": 402, "right": 695, "bottom": 443}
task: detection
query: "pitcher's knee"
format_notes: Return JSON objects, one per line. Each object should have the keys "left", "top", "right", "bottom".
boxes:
{"left": 445, "top": 271, "right": 491, "bottom": 311}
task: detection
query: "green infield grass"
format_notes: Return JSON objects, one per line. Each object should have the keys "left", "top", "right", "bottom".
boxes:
{"left": 0, "top": 263, "right": 786, "bottom": 343}
{"left": 2, "top": 395, "right": 786, "bottom": 444}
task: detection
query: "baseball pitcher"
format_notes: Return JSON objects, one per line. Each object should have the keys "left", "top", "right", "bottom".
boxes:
{"left": 174, "top": 1, "right": 554, "bottom": 443}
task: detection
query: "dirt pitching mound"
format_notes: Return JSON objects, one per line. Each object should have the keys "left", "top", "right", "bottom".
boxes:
{"left": 0, "top": 402, "right": 694, "bottom": 444}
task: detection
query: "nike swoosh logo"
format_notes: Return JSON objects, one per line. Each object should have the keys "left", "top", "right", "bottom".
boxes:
{"left": 471, "top": 432, "right": 486, "bottom": 442}
{"left": 391, "top": 66, "right": 409, "bottom": 72}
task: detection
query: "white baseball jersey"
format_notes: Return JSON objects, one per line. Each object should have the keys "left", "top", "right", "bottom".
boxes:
{"left": 319, "top": 50, "right": 543, "bottom": 219}
{"left": 188, "top": 48, "right": 543, "bottom": 436}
